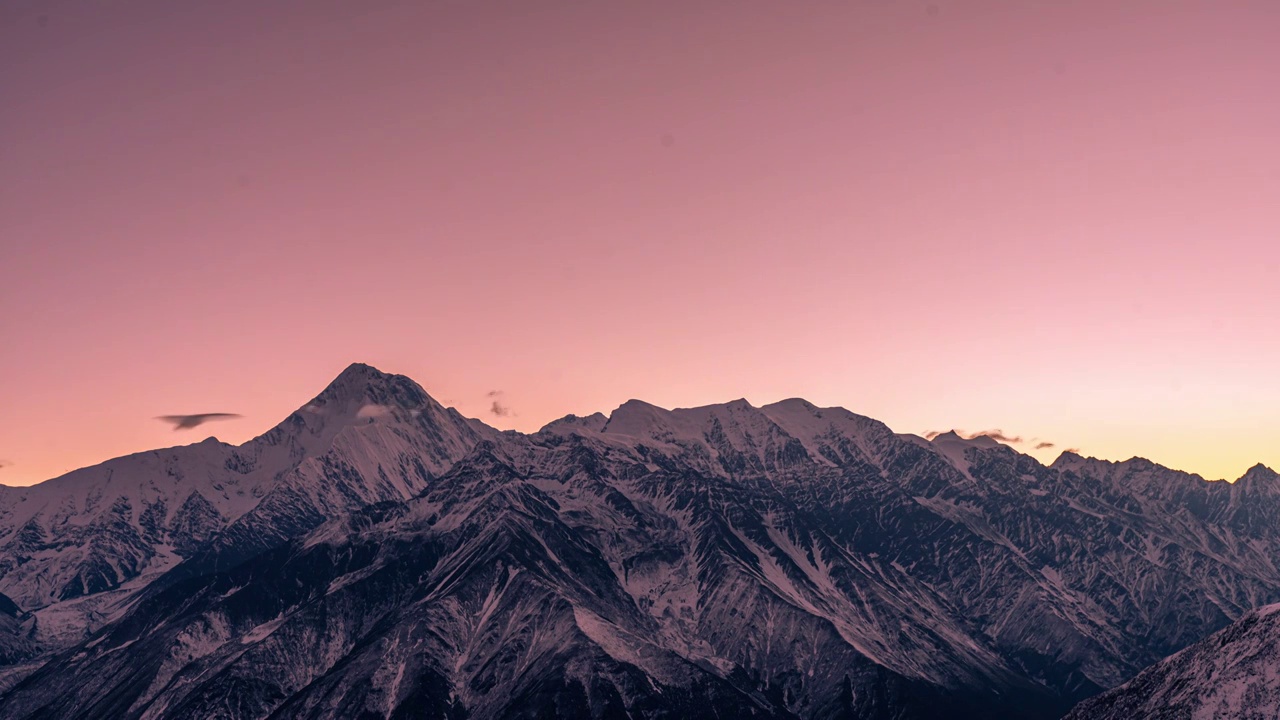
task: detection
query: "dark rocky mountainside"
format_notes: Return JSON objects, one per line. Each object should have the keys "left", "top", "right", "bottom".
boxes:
{"left": 1065, "top": 601, "right": 1280, "bottom": 719}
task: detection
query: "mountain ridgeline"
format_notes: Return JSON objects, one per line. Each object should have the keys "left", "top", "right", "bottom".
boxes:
{"left": 1, "top": 363, "right": 1278, "bottom": 719}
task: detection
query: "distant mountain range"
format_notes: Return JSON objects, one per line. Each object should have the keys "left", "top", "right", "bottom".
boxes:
{"left": 2, "top": 363, "right": 1279, "bottom": 719}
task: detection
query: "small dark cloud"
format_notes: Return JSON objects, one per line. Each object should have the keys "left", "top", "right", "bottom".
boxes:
{"left": 971, "top": 429, "right": 1022, "bottom": 443}
{"left": 484, "top": 391, "right": 515, "bottom": 417}
{"left": 660, "top": 133, "right": 675, "bottom": 148}
{"left": 0, "top": 460, "right": 9, "bottom": 469}
{"left": 156, "top": 413, "right": 242, "bottom": 431}
{"left": 1035, "top": 441, "right": 1056, "bottom": 450}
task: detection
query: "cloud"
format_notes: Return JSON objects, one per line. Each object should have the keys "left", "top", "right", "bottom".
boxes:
{"left": 156, "top": 413, "right": 242, "bottom": 431}
{"left": 356, "top": 404, "right": 392, "bottom": 419}
{"left": 927, "top": 429, "right": 1071, "bottom": 451}
{"left": 0, "top": 460, "right": 9, "bottom": 470}
{"left": 485, "top": 390, "right": 516, "bottom": 418}
{"left": 925, "top": 429, "right": 1024, "bottom": 444}
{"left": 971, "top": 429, "right": 1023, "bottom": 444}
{"left": 1065, "top": 447, "right": 1081, "bottom": 454}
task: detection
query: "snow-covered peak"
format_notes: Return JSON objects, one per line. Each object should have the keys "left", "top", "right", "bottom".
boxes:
{"left": 305, "top": 362, "right": 433, "bottom": 411}
{"left": 1051, "top": 449, "right": 1087, "bottom": 469}
{"left": 929, "top": 431, "right": 1001, "bottom": 449}
{"left": 579, "top": 395, "right": 898, "bottom": 475}
{"left": 1050, "top": 452, "right": 1200, "bottom": 482}
{"left": 760, "top": 399, "right": 890, "bottom": 454}
{"left": 600, "top": 399, "right": 680, "bottom": 439}
{"left": 539, "top": 412, "right": 609, "bottom": 434}
{"left": 601, "top": 397, "right": 780, "bottom": 445}
{"left": 247, "top": 363, "right": 461, "bottom": 454}
{"left": 314, "top": 362, "right": 387, "bottom": 399}
{"left": 1050, "top": 452, "right": 1162, "bottom": 475}
{"left": 0, "top": 437, "right": 242, "bottom": 517}
{"left": 924, "top": 431, "right": 1004, "bottom": 478}
{"left": 762, "top": 397, "right": 817, "bottom": 413}
{"left": 0, "top": 362, "right": 491, "bottom": 617}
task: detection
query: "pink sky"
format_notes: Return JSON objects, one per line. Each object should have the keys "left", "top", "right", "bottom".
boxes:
{"left": 2, "top": 0, "right": 1278, "bottom": 487}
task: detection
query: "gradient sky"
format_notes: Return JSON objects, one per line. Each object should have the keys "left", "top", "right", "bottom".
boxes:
{"left": 2, "top": 0, "right": 1278, "bottom": 487}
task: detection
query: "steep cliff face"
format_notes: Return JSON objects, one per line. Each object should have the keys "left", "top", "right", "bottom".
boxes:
{"left": 3, "top": 365, "right": 1280, "bottom": 719}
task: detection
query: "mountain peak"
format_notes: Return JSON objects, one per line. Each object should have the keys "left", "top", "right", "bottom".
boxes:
{"left": 319, "top": 362, "right": 390, "bottom": 395}
{"left": 930, "top": 430, "right": 1000, "bottom": 449}
{"left": 602, "top": 399, "right": 672, "bottom": 437}
{"left": 242, "top": 362, "right": 448, "bottom": 452}
{"left": 540, "top": 412, "right": 608, "bottom": 434}
{"left": 307, "top": 362, "right": 433, "bottom": 410}
{"left": 1239, "top": 463, "right": 1279, "bottom": 484}
{"left": 767, "top": 398, "right": 817, "bottom": 411}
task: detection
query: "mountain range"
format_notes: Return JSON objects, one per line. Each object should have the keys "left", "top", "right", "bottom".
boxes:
{"left": 1, "top": 363, "right": 1278, "bottom": 719}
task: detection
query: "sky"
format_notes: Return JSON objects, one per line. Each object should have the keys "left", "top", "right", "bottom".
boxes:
{"left": 2, "top": 0, "right": 1278, "bottom": 487}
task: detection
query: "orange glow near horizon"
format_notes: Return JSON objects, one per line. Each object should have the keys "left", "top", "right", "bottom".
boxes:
{"left": 2, "top": 0, "right": 1278, "bottom": 487}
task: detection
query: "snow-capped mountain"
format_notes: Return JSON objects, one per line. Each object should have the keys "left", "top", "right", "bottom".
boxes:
{"left": 2, "top": 364, "right": 1279, "bottom": 719}
{"left": 0, "top": 364, "right": 493, "bottom": 650}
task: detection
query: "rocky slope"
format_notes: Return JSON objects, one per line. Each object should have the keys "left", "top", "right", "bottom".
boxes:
{"left": 2, "top": 364, "right": 1279, "bottom": 719}
{"left": 1065, "top": 602, "right": 1280, "bottom": 719}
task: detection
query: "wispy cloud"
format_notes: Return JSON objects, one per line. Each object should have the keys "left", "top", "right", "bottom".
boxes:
{"left": 924, "top": 429, "right": 1024, "bottom": 444}
{"left": 156, "top": 413, "right": 242, "bottom": 430}
{"left": 972, "top": 429, "right": 1023, "bottom": 444}
{"left": 486, "top": 390, "right": 514, "bottom": 417}
{"left": 356, "top": 404, "right": 392, "bottom": 419}
{"left": 1034, "top": 441, "right": 1055, "bottom": 450}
